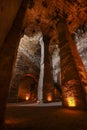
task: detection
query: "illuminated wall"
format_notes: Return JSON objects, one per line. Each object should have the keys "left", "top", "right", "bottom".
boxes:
{"left": 18, "top": 76, "right": 37, "bottom": 102}
{"left": 75, "top": 25, "right": 87, "bottom": 71}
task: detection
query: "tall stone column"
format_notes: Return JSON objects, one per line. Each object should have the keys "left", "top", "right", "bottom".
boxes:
{"left": 57, "top": 19, "right": 87, "bottom": 108}
{"left": 0, "top": 0, "right": 28, "bottom": 126}
{"left": 37, "top": 36, "right": 44, "bottom": 103}
{"left": 43, "top": 35, "right": 55, "bottom": 102}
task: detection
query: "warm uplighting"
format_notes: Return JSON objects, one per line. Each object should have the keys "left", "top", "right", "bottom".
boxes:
{"left": 25, "top": 96, "right": 29, "bottom": 100}
{"left": 25, "top": 95, "right": 30, "bottom": 101}
{"left": 47, "top": 93, "right": 52, "bottom": 102}
{"left": 67, "top": 97, "right": 76, "bottom": 107}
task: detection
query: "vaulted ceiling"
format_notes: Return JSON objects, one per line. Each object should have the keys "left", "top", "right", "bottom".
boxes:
{"left": 0, "top": 0, "right": 87, "bottom": 105}
{"left": 0, "top": 0, "right": 87, "bottom": 78}
{"left": 25, "top": 0, "right": 87, "bottom": 33}
{"left": 0, "top": 0, "right": 87, "bottom": 47}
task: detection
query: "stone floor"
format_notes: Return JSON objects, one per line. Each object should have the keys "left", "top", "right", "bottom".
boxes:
{"left": 5, "top": 102, "right": 87, "bottom": 130}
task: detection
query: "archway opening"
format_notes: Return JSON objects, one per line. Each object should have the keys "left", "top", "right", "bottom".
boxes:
{"left": 18, "top": 74, "right": 37, "bottom": 103}
{"left": 8, "top": 26, "right": 41, "bottom": 103}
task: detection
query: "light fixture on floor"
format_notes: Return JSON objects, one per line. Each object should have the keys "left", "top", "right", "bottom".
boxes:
{"left": 25, "top": 94, "right": 30, "bottom": 101}
{"left": 47, "top": 93, "right": 53, "bottom": 102}
{"left": 67, "top": 97, "right": 76, "bottom": 107}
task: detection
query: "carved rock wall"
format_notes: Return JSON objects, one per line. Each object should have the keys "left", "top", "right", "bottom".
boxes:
{"left": 0, "top": 0, "right": 28, "bottom": 124}
{"left": 0, "top": 0, "right": 22, "bottom": 47}
{"left": 8, "top": 34, "right": 40, "bottom": 102}
{"left": 75, "top": 25, "right": 87, "bottom": 71}
{"left": 58, "top": 21, "right": 87, "bottom": 108}
{"left": 25, "top": 0, "right": 87, "bottom": 34}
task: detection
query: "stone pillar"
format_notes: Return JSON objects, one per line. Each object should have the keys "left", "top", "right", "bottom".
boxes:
{"left": 43, "top": 35, "right": 55, "bottom": 102}
{"left": 37, "top": 36, "right": 44, "bottom": 103}
{"left": 0, "top": 0, "right": 28, "bottom": 126}
{"left": 57, "top": 19, "right": 87, "bottom": 108}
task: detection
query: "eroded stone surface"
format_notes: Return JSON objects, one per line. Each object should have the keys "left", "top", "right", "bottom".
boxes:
{"left": 75, "top": 25, "right": 87, "bottom": 71}
{"left": 0, "top": 0, "right": 87, "bottom": 113}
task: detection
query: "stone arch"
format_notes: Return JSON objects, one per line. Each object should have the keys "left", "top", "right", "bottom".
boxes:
{"left": 8, "top": 25, "right": 41, "bottom": 103}
{"left": 23, "top": 73, "right": 38, "bottom": 82}
{"left": 17, "top": 73, "right": 38, "bottom": 102}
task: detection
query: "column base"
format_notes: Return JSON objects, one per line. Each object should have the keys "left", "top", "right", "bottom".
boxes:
{"left": 37, "top": 100, "right": 43, "bottom": 104}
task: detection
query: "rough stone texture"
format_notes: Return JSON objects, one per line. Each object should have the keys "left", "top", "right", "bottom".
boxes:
{"left": 43, "top": 35, "right": 57, "bottom": 102}
{"left": 50, "top": 44, "right": 61, "bottom": 84}
{"left": 8, "top": 33, "right": 41, "bottom": 102}
{"left": 0, "top": 0, "right": 22, "bottom": 47}
{"left": 0, "top": 0, "right": 28, "bottom": 125}
{"left": 75, "top": 25, "right": 87, "bottom": 71}
{"left": 58, "top": 19, "right": 87, "bottom": 108}
{"left": 74, "top": 28, "right": 87, "bottom": 102}
{"left": 25, "top": 0, "right": 87, "bottom": 33}
{"left": 18, "top": 34, "right": 41, "bottom": 68}
{"left": 0, "top": 0, "right": 87, "bottom": 126}
{"left": 9, "top": 27, "right": 61, "bottom": 103}
{"left": 8, "top": 0, "right": 87, "bottom": 104}
{"left": 8, "top": 54, "right": 39, "bottom": 102}
{"left": 18, "top": 75, "right": 37, "bottom": 102}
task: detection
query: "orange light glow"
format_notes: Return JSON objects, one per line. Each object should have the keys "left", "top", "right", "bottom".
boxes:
{"left": 25, "top": 95, "right": 30, "bottom": 101}
{"left": 67, "top": 97, "right": 76, "bottom": 107}
{"left": 25, "top": 95, "right": 29, "bottom": 101}
{"left": 47, "top": 93, "right": 52, "bottom": 102}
